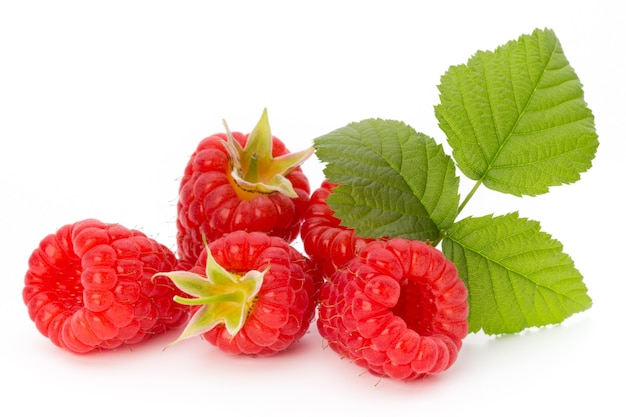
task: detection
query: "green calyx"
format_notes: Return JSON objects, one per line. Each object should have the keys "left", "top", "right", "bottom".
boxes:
{"left": 154, "top": 246, "right": 267, "bottom": 347}
{"left": 222, "top": 108, "right": 314, "bottom": 198}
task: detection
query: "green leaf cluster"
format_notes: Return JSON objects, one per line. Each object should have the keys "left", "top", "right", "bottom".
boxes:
{"left": 312, "top": 28, "right": 597, "bottom": 335}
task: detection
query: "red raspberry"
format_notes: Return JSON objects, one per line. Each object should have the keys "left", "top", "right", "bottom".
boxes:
{"left": 317, "top": 237, "right": 468, "bottom": 380}
{"left": 176, "top": 109, "right": 313, "bottom": 267}
{"left": 301, "top": 180, "right": 373, "bottom": 277}
{"left": 156, "top": 231, "right": 322, "bottom": 356}
{"left": 23, "top": 219, "right": 190, "bottom": 353}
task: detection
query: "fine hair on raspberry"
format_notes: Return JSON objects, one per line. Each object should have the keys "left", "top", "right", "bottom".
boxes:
{"left": 317, "top": 237, "right": 469, "bottom": 380}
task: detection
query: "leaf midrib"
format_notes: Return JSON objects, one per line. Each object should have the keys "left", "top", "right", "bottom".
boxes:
{"left": 339, "top": 123, "right": 438, "bottom": 221}
{"left": 445, "top": 232, "right": 588, "bottom": 308}
{"left": 478, "top": 37, "right": 558, "bottom": 185}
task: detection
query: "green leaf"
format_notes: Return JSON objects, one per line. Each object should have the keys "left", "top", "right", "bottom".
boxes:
{"left": 442, "top": 212, "right": 592, "bottom": 334}
{"left": 314, "top": 119, "right": 460, "bottom": 242}
{"left": 435, "top": 28, "right": 598, "bottom": 196}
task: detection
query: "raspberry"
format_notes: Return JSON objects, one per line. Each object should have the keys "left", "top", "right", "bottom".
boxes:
{"left": 301, "top": 180, "right": 373, "bottom": 277}
{"left": 317, "top": 237, "right": 468, "bottom": 380}
{"left": 23, "top": 219, "right": 190, "bottom": 353}
{"left": 156, "top": 231, "right": 322, "bottom": 356}
{"left": 176, "top": 110, "right": 312, "bottom": 267}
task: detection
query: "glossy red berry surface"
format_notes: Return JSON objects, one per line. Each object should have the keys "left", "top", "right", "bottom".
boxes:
{"left": 317, "top": 237, "right": 469, "bottom": 380}
{"left": 301, "top": 180, "right": 373, "bottom": 277}
{"left": 23, "top": 219, "right": 190, "bottom": 353}
{"left": 176, "top": 114, "right": 311, "bottom": 267}
{"left": 160, "top": 230, "right": 322, "bottom": 356}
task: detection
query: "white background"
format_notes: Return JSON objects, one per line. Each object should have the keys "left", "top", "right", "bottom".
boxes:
{"left": 2, "top": 1, "right": 623, "bottom": 415}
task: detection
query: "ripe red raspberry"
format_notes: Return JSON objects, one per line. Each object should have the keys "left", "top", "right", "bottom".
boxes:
{"left": 301, "top": 180, "right": 373, "bottom": 277}
{"left": 176, "top": 109, "right": 313, "bottom": 267}
{"left": 317, "top": 237, "right": 468, "bottom": 380}
{"left": 156, "top": 230, "right": 322, "bottom": 356}
{"left": 23, "top": 219, "right": 190, "bottom": 353}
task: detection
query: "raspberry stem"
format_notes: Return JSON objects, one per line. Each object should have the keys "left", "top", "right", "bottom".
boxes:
{"left": 153, "top": 245, "right": 267, "bottom": 346}
{"left": 222, "top": 108, "right": 314, "bottom": 199}
{"left": 173, "top": 292, "right": 245, "bottom": 306}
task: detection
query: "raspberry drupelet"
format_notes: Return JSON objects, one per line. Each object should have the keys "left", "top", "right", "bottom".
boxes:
{"left": 317, "top": 237, "right": 469, "bottom": 380}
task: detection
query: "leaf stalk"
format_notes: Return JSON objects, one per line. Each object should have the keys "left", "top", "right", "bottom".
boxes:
{"left": 457, "top": 179, "right": 483, "bottom": 218}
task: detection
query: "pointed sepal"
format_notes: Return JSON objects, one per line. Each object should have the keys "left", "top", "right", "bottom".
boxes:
{"left": 153, "top": 247, "right": 267, "bottom": 348}
{"left": 222, "top": 108, "right": 314, "bottom": 198}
